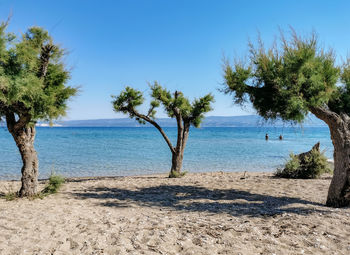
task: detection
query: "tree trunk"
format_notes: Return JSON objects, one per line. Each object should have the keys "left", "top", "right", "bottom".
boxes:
{"left": 169, "top": 122, "right": 190, "bottom": 178}
{"left": 10, "top": 126, "right": 39, "bottom": 197}
{"left": 311, "top": 107, "right": 350, "bottom": 207}
{"left": 326, "top": 117, "right": 350, "bottom": 207}
{"left": 169, "top": 151, "right": 184, "bottom": 178}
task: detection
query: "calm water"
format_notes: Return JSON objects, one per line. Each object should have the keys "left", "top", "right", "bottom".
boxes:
{"left": 0, "top": 127, "right": 333, "bottom": 180}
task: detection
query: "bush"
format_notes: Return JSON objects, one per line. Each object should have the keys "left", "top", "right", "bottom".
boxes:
{"left": 276, "top": 149, "right": 332, "bottom": 179}
{"left": 41, "top": 173, "right": 65, "bottom": 195}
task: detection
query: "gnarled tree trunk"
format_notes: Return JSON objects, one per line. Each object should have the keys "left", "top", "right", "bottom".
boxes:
{"left": 326, "top": 116, "right": 350, "bottom": 207}
{"left": 6, "top": 114, "right": 39, "bottom": 197}
{"left": 170, "top": 151, "right": 184, "bottom": 177}
{"left": 311, "top": 107, "right": 350, "bottom": 207}
{"left": 169, "top": 122, "right": 190, "bottom": 178}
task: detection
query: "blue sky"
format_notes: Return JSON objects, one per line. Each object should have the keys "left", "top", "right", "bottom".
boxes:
{"left": 0, "top": 0, "right": 349, "bottom": 120}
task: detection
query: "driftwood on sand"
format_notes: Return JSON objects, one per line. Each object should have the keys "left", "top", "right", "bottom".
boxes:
{"left": 296, "top": 142, "right": 320, "bottom": 164}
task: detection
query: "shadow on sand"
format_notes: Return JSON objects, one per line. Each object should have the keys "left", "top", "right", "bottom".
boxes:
{"left": 72, "top": 184, "right": 332, "bottom": 217}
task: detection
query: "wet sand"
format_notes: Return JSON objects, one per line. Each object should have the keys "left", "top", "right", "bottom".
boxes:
{"left": 1, "top": 172, "right": 349, "bottom": 254}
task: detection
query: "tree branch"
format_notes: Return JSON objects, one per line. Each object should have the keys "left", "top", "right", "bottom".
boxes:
{"left": 5, "top": 111, "right": 31, "bottom": 133}
{"left": 5, "top": 112, "right": 15, "bottom": 132}
{"left": 127, "top": 107, "right": 176, "bottom": 154}
{"left": 310, "top": 106, "right": 340, "bottom": 126}
{"left": 181, "top": 121, "right": 190, "bottom": 150}
{"left": 174, "top": 108, "right": 183, "bottom": 153}
{"left": 38, "top": 44, "right": 56, "bottom": 80}
{"left": 14, "top": 114, "right": 31, "bottom": 131}
{"left": 174, "top": 91, "right": 184, "bottom": 152}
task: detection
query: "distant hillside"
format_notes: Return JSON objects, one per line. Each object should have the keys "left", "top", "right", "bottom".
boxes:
{"left": 48, "top": 115, "right": 326, "bottom": 127}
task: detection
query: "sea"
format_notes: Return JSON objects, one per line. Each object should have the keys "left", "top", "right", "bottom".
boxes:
{"left": 0, "top": 126, "right": 333, "bottom": 180}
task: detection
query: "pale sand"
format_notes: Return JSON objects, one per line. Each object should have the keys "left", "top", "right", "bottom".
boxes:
{"left": 0, "top": 172, "right": 350, "bottom": 255}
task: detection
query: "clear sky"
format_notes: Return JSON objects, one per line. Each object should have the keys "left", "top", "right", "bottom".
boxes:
{"left": 0, "top": 0, "right": 349, "bottom": 120}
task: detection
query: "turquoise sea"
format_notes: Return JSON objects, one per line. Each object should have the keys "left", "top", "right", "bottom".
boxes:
{"left": 0, "top": 127, "right": 333, "bottom": 180}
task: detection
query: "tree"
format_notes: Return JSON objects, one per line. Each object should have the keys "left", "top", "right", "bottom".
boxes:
{"left": 0, "top": 21, "right": 77, "bottom": 197}
{"left": 222, "top": 30, "right": 350, "bottom": 207}
{"left": 112, "top": 82, "right": 214, "bottom": 177}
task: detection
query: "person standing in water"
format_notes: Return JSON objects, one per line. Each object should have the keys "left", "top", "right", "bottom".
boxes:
{"left": 279, "top": 134, "right": 283, "bottom": 140}
{"left": 265, "top": 133, "right": 269, "bottom": 141}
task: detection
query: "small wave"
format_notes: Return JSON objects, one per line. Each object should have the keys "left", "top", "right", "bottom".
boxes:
{"left": 268, "top": 155, "right": 284, "bottom": 159}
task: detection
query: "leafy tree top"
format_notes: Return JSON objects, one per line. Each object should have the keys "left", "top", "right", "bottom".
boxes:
{"left": 113, "top": 82, "right": 214, "bottom": 128}
{"left": 0, "top": 21, "right": 77, "bottom": 125}
{"left": 222, "top": 30, "right": 348, "bottom": 123}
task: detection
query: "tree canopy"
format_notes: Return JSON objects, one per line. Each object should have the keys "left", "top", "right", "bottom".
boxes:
{"left": 222, "top": 31, "right": 343, "bottom": 123}
{"left": 0, "top": 21, "right": 77, "bottom": 125}
{"left": 113, "top": 82, "right": 214, "bottom": 129}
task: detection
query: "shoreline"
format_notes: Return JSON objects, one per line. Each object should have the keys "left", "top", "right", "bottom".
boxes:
{"left": 0, "top": 164, "right": 334, "bottom": 182}
{"left": 1, "top": 170, "right": 269, "bottom": 182}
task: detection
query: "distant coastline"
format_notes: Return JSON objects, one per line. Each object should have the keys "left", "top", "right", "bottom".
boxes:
{"left": 28, "top": 115, "right": 327, "bottom": 128}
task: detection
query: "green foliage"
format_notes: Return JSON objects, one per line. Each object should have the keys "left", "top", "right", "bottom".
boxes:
{"left": 112, "top": 82, "right": 214, "bottom": 128}
{"left": 4, "top": 191, "right": 17, "bottom": 201}
{"left": 223, "top": 30, "right": 343, "bottom": 122}
{"left": 1, "top": 182, "right": 18, "bottom": 201}
{"left": 112, "top": 86, "right": 145, "bottom": 123}
{"left": 222, "top": 62, "right": 252, "bottom": 105}
{"left": 276, "top": 150, "right": 331, "bottom": 179}
{"left": 0, "top": 21, "right": 77, "bottom": 123}
{"left": 275, "top": 153, "right": 301, "bottom": 178}
{"left": 328, "top": 60, "right": 350, "bottom": 115}
{"left": 190, "top": 94, "right": 215, "bottom": 127}
{"left": 41, "top": 173, "right": 65, "bottom": 195}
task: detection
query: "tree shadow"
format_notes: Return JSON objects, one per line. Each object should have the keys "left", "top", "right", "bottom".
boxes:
{"left": 72, "top": 184, "right": 333, "bottom": 217}
{"left": 65, "top": 176, "right": 160, "bottom": 183}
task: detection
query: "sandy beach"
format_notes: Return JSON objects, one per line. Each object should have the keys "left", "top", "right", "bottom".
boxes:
{"left": 1, "top": 172, "right": 349, "bottom": 255}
